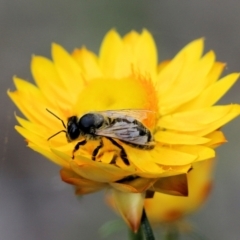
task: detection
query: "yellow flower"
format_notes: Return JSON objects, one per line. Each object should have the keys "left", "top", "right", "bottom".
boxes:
{"left": 8, "top": 29, "right": 240, "bottom": 232}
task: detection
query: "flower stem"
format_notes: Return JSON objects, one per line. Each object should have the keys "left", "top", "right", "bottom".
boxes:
{"left": 141, "top": 208, "right": 155, "bottom": 240}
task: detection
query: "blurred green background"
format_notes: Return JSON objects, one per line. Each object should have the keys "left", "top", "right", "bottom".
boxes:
{"left": 1, "top": 1, "right": 240, "bottom": 239}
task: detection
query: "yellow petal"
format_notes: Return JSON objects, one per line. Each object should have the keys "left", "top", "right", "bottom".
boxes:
{"left": 160, "top": 51, "right": 215, "bottom": 114}
{"left": 181, "top": 73, "right": 239, "bottom": 111}
{"left": 69, "top": 158, "right": 134, "bottom": 182}
{"left": 123, "top": 143, "right": 197, "bottom": 170}
{"left": 202, "top": 61, "right": 226, "bottom": 86}
{"left": 60, "top": 168, "right": 106, "bottom": 194}
{"left": 15, "top": 124, "right": 68, "bottom": 166}
{"left": 156, "top": 50, "right": 184, "bottom": 96}
{"left": 159, "top": 105, "right": 239, "bottom": 134}
{"left": 156, "top": 38, "right": 204, "bottom": 96}
{"left": 16, "top": 115, "right": 47, "bottom": 138}
{"left": 204, "top": 72, "right": 240, "bottom": 104}
{"left": 193, "top": 104, "right": 240, "bottom": 136}
{"left": 157, "top": 60, "right": 170, "bottom": 73}
{"left": 174, "top": 145, "right": 215, "bottom": 162}
{"left": 29, "top": 143, "right": 69, "bottom": 168}
{"left": 205, "top": 131, "right": 227, "bottom": 148}
{"left": 99, "top": 29, "right": 157, "bottom": 79}
{"left": 72, "top": 47, "right": 103, "bottom": 80}
{"left": 176, "top": 38, "right": 204, "bottom": 63}
{"left": 72, "top": 77, "right": 150, "bottom": 115}
{"left": 110, "top": 178, "right": 156, "bottom": 193}
{"left": 8, "top": 77, "right": 56, "bottom": 125}
{"left": 111, "top": 189, "right": 145, "bottom": 232}
{"left": 123, "top": 29, "right": 158, "bottom": 77}
{"left": 99, "top": 29, "right": 123, "bottom": 78}
{"left": 15, "top": 124, "right": 47, "bottom": 146}
{"left": 31, "top": 56, "right": 71, "bottom": 108}
{"left": 154, "top": 131, "right": 210, "bottom": 145}
{"left": 51, "top": 43, "right": 85, "bottom": 102}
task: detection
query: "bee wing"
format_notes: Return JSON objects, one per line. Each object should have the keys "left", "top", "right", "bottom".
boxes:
{"left": 97, "top": 109, "right": 154, "bottom": 121}
{"left": 95, "top": 119, "right": 150, "bottom": 145}
{"left": 94, "top": 109, "right": 156, "bottom": 128}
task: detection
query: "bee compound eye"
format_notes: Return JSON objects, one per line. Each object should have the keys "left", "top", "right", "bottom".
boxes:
{"left": 68, "top": 125, "right": 80, "bottom": 140}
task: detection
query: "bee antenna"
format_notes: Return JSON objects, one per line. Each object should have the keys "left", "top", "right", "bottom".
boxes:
{"left": 46, "top": 108, "right": 66, "bottom": 129}
{"left": 47, "top": 130, "right": 67, "bottom": 141}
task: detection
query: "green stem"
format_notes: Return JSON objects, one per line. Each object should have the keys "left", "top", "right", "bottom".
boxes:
{"left": 141, "top": 208, "right": 155, "bottom": 240}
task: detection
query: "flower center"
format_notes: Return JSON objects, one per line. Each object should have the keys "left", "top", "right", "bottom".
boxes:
{"left": 73, "top": 77, "right": 157, "bottom": 116}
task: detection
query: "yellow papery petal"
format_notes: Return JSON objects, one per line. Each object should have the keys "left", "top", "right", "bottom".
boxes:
{"left": 156, "top": 40, "right": 205, "bottom": 115}
{"left": 72, "top": 78, "right": 150, "bottom": 115}
{"left": 13, "top": 76, "right": 41, "bottom": 94}
{"left": 159, "top": 105, "right": 238, "bottom": 134}
{"left": 156, "top": 51, "right": 184, "bottom": 96}
{"left": 204, "top": 61, "right": 226, "bottom": 86}
{"left": 193, "top": 104, "right": 240, "bottom": 136}
{"left": 29, "top": 143, "right": 69, "bottom": 168}
{"left": 15, "top": 125, "right": 68, "bottom": 168}
{"left": 16, "top": 115, "right": 47, "bottom": 138}
{"left": 176, "top": 38, "right": 204, "bottom": 62}
{"left": 111, "top": 189, "right": 145, "bottom": 232}
{"left": 69, "top": 159, "right": 133, "bottom": 182}
{"left": 99, "top": 29, "right": 123, "bottom": 77}
{"left": 124, "top": 144, "right": 197, "bottom": 167}
{"left": 15, "top": 125, "right": 49, "bottom": 148}
{"left": 157, "top": 60, "right": 170, "bottom": 73}
{"left": 156, "top": 39, "right": 204, "bottom": 94}
{"left": 204, "top": 72, "right": 240, "bottom": 104}
{"left": 123, "top": 29, "right": 158, "bottom": 78}
{"left": 72, "top": 47, "right": 103, "bottom": 80}
{"left": 134, "top": 161, "right": 165, "bottom": 177}
{"left": 31, "top": 56, "right": 71, "bottom": 108}
{"left": 154, "top": 131, "right": 210, "bottom": 145}
{"left": 180, "top": 73, "right": 240, "bottom": 111}
{"left": 160, "top": 51, "right": 215, "bottom": 114}
{"left": 60, "top": 168, "right": 106, "bottom": 194}
{"left": 205, "top": 131, "right": 227, "bottom": 148}
{"left": 110, "top": 178, "right": 156, "bottom": 193}
{"left": 174, "top": 145, "right": 215, "bottom": 162}
{"left": 16, "top": 115, "right": 67, "bottom": 148}
{"left": 52, "top": 43, "right": 85, "bottom": 102}
{"left": 8, "top": 78, "right": 49, "bottom": 125}
{"left": 123, "top": 30, "right": 140, "bottom": 44}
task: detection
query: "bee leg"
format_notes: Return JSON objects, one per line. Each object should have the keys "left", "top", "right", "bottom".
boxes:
{"left": 72, "top": 139, "right": 87, "bottom": 159}
{"left": 92, "top": 139, "right": 103, "bottom": 161}
{"left": 106, "top": 137, "right": 129, "bottom": 166}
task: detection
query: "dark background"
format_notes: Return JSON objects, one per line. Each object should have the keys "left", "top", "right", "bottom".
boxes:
{"left": 1, "top": 1, "right": 240, "bottom": 239}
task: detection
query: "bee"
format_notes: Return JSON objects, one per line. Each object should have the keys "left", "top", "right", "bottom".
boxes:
{"left": 47, "top": 109, "right": 155, "bottom": 165}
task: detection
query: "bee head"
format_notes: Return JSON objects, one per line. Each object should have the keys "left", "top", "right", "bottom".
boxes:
{"left": 66, "top": 116, "right": 82, "bottom": 142}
